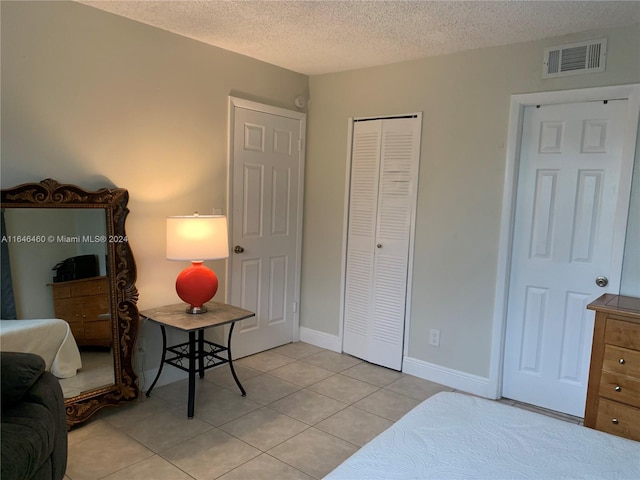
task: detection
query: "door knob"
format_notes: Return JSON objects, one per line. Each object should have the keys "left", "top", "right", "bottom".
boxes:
{"left": 377, "top": 244, "right": 383, "bottom": 249}
{"left": 234, "top": 245, "right": 245, "bottom": 254}
{"left": 595, "top": 276, "right": 608, "bottom": 288}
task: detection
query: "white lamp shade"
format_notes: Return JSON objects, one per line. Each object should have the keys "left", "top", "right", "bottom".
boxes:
{"left": 166, "top": 215, "right": 229, "bottom": 261}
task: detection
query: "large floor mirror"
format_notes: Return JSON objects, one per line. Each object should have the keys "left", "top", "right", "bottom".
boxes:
{"left": 1, "top": 179, "right": 139, "bottom": 428}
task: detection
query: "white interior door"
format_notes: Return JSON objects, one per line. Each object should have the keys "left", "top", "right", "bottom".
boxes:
{"left": 343, "top": 115, "right": 421, "bottom": 370}
{"left": 228, "top": 98, "right": 305, "bottom": 358}
{"left": 502, "top": 99, "right": 631, "bottom": 416}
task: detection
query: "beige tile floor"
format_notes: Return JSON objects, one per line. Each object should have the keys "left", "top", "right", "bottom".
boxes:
{"left": 59, "top": 350, "right": 114, "bottom": 399}
{"left": 63, "top": 342, "right": 582, "bottom": 480}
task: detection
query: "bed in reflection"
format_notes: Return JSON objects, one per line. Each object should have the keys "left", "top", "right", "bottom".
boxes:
{"left": 0, "top": 318, "right": 115, "bottom": 399}
{"left": 0, "top": 318, "right": 82, "bottom": 378}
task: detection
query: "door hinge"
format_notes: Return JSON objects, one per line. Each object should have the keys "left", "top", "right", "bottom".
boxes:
{"left": 293, "top": 301, "right": 298, "bottom": 313}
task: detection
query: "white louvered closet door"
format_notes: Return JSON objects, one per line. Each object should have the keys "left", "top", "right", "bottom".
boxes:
{"left": 343, "top": 115, "right": 421, "bottom": 370}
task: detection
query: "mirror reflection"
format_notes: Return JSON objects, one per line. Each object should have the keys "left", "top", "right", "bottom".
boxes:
{"left": 2, "top": 208, "right": 114, "bottom": 398}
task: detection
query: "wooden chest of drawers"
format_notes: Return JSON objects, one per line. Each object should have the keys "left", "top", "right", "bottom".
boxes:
{"left": 50, "top": 276, "right": 112, "bottom": 347}
{"left": 585, "top": 294, "right": 640, "bottom": 441}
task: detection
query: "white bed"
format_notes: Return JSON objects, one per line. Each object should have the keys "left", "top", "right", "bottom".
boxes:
{"left": 325, "top": 391, "right": 640, "bottom": 480}
{"left": 0, "top": 318, "right": 82, "bottom": 378}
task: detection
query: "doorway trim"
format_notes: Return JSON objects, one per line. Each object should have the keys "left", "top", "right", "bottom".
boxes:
{"left": 226, "top": 96, "right": 307, "bottom": 344}
{"left": 488, "top": 84, "right": 640, "bottom": 399}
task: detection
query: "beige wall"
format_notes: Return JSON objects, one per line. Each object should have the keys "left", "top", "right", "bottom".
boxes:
{"left": 0, "top": 1, "right": 307, "bottom": 370}
{"left": 2, "top": 1, "right": 638, "bottom": 383}
{"left": 303, "top": 23, "right": 640, "bottom": 377}
{"left": 1, "top": 1, "right": 307, "bottom": 305}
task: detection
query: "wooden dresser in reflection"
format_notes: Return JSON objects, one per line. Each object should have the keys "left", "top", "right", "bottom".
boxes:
{"left": 585, "top": 294, "right": 640, "bottom": 441}
{"left": 50, "top": 276, "right": 111, "bottom": 347}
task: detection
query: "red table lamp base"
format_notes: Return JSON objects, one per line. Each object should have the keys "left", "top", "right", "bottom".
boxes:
{"left": 175, "top": 261, "right": 218, "bottom": 314}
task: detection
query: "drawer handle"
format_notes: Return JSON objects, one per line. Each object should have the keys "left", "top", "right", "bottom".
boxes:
{"left": 614, "top": 385, "right": 622, "bottom": 392}
{"left": 612, "top": 418, "right": 619, "bottom": 425}
{"left": 619, "top": 358, "right": 625, "bottom": 365}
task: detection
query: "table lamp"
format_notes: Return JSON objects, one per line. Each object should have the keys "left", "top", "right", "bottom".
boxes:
{"left": 166, "top": 213, "right": 229, "bottom": 313}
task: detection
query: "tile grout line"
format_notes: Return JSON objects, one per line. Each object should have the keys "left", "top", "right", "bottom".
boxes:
{"left": 263, "top": 451, "right": 316, "bottom": 480}
{"left": 69, "top": 343, "right": 585, "bottom": 480}
{"left": 204, "top": 371, "right": 392, "bottom": 476}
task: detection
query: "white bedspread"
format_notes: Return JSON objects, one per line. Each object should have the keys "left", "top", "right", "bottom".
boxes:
{"left": 325, "top": 391, "right": 640, "bottom": 480}
{"left": 0, "top": 319, "right": 82, "bottom": 378}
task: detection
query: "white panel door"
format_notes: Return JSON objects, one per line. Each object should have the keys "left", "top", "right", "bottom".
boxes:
{"left": 343, "top": 116, "right": 421, "bottom": 370}
{"left": 229, "top": 102, "right": 304, "bottom": 358}
{"left": 502, "top": 100, "right": 630, "bottom": 416}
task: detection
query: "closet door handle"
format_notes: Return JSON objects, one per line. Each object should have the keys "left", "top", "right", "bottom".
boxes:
{"left": 377, "top": 244, "right": 383, "bottom": 249}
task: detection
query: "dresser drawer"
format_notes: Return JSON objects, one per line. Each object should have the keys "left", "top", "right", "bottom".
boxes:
{"left": 604, "top": 318, "right": 640, "bottom": 350}
{"left": 84, "top": 320, "right": 112, "bottom": 341}
{"left": 78, "top": 295, "right": 110, "bottom": 318}
{"left": 51, "top": 285, "right": 71, "bottom": 299}
{"left": 53, "top": 298, "right": 86, "bottom": 322}
{"left": 70, "top": 278, "right": 109, "bottom": 297}
{"left": 50, "top": 277, "right": 111, "bottom": 347}
{"left": 602, "top": 345, "right": 640, "bottom": 377}
{"left": 54, "top": 295, "right": 109, "bottom": 321}
{"left": 599, "top": 371, "right": 640, "bottom": 408}
{"left": 595, "top": 398, "right": 640, "bottom": 441}
{"left": 69, "top": 323, "right": 85, "bottom": 342}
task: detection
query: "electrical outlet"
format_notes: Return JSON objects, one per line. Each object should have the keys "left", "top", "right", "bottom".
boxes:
{"left": 429, "top": 329, "right": 441, "bottom": 347}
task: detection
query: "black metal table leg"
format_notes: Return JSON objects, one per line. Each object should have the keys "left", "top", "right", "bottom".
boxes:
{"left": 145, "top": 325, "right": 167, "bottom": 397}
{"left": 198, "top": 328, "right": 205, "bottom": 379}
{"left": 227, "top": 321, "right": 246, "bottom": 396}
{"left": 187, "top": 330, "right": 196, "bottom": 418}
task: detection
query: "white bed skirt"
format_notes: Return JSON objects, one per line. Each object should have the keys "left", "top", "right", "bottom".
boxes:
{"left": 1, "top": 319, "right": 82, "bottom": 378}
{"left": 325, "top": 391, "right": 640, "bottom": 480}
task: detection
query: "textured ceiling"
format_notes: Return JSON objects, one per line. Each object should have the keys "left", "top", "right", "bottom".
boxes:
{"left": 78, "top": 1, "right": 640, "bottom": 75}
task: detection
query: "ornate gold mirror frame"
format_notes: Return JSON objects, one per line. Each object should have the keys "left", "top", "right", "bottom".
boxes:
{"left": 1, "top": 179, "right": 139, "bottom": 427}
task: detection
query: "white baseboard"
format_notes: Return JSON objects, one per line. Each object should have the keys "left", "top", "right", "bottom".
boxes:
{"left": 299, "top": 326, "right": 342, "bottom": 353}
{"left": 402, "top": 356, "right": 495, "bottom": 399}
{"left": 139, "top": 338, "right": 491, "bottom": 399}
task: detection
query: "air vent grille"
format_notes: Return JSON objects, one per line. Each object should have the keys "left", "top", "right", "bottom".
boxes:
{"left": 543, "top": 38, "right": 607, "bottom": 79}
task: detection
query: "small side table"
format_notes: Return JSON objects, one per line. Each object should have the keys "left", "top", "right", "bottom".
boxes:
{"left": 141, "top": 301, "right": 255, "bottom": 418}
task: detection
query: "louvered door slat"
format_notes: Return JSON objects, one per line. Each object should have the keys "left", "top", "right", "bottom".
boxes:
{"left": 343, "top": 116, "right": 421, "bottom": 371}
{"left": 370, "top": 119, "right": 420, "bottom": 369}
{"left": 343, "top": 121, "right": 382, "bottom": 362}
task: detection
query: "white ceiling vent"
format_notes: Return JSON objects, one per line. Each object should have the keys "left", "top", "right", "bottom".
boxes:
{"left": 542, "top": 38, "right": 607, "bottom": 79}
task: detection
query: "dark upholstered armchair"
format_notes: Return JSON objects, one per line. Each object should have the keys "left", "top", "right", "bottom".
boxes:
{"left": 1, "top": 352, "right": 67, "bottom": 480}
